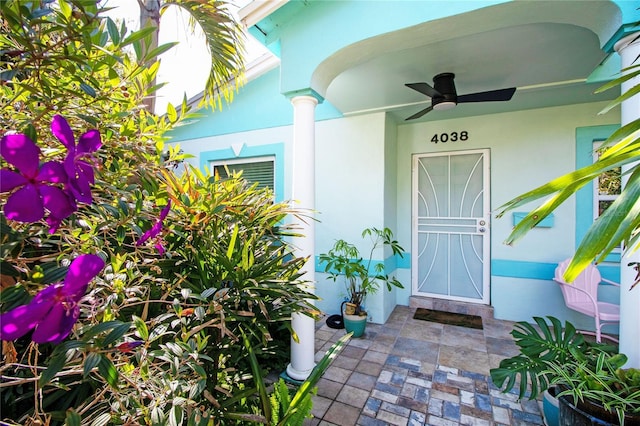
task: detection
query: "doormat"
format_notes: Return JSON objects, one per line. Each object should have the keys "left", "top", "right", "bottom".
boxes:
{"left": 413, "top": 308, "right": 483, "bottom": 329}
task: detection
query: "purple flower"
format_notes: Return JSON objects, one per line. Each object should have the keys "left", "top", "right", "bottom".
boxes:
{"left": 0, "top": 254, "right": 105, "bottom": 344}
{"left": 154, "top": 242, "right": 166, "bottom": 255}
{"left": 116, "top": 341, "right": 143, "bottom": 353}
{"left": 51, "top": 115, "right": 101, "bottom": 204}
{"left": 136, "top": 201, "right": 171, "bottom": 251}
{"left": 0, "top": 133, "right": 74, "bottom": 223}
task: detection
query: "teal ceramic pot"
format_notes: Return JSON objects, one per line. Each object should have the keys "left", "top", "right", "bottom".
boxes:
{"left": 343, "top": 313, "right": 367, "bottom": 338}
{"left": 543, "top": 387, "right": 559, "bottom": 426}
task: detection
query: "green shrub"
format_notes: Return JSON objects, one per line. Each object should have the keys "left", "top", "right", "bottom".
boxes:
{"left": 0, "top": 1, "right": 317, "bottom": 424}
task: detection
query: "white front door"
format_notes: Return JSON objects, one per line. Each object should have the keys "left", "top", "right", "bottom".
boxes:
{"left": 412, "top": 149, "right": 490, "bottom": 304}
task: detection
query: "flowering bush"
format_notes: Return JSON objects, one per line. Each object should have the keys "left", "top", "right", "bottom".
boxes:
{"left": 0, "top": 2, "right": 320, "bottom": 424}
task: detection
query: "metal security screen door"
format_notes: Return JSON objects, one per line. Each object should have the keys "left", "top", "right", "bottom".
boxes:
{"left": 412, "top": 149, "right": 490, "bottom": 304}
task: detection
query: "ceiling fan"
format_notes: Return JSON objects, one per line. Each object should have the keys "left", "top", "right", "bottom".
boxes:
{"left": 405, "top": 72, "right": 516, "bottom": 120}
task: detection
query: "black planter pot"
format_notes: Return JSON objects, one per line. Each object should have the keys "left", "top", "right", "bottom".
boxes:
{"left": 558, "top": 394, "right": 640, "bottom": 426}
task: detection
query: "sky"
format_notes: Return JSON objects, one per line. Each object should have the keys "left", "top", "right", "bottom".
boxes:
{"left": 102, "top": 0, "right": 267, "bottom": 114}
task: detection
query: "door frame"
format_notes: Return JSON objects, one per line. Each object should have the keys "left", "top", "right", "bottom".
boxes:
{"left": 411, "top": 148, "right": 491, "bottom": 304}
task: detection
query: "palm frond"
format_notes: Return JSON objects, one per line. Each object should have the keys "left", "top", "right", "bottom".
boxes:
{"left": 496, "top": 54, "right": 640, "bottom": 281}
{"left": 160, "top": 0, "right": 246, "bottom": 110}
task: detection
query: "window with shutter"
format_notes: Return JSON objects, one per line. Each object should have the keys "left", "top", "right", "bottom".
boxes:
{"left": 211, "top": 156, "right": 275, "bottom": 191}
{"left": 201, "top": 143, "right": 283, "bottom": 201}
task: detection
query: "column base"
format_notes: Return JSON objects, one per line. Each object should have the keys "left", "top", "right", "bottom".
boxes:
{"left": 285, "top": 362, "right": 316, "bottom": 382}
{"left": 279, "top": 369, "right": 305, "bottom": 386}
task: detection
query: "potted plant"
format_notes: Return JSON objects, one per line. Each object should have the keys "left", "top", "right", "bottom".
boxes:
{"left": 319, "top": 227, "right": 405, "bottom": 337}
{"left": 490, "top": 316, "right": 640, "bottom": 425}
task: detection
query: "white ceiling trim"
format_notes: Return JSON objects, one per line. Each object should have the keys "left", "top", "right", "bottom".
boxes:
{"left": 238, "top": 0, "right": 288, "bottom": 29}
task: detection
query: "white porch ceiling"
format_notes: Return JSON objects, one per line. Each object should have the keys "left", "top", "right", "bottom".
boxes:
{"left": 317, "top": 2, "right": 620, "bottom": 123}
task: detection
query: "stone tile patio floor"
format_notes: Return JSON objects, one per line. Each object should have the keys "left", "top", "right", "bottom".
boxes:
{"left": 305, "top": 305, "right": 544, "bottom": 426}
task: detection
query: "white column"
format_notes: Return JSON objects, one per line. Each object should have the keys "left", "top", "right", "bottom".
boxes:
{"left": 286, "top": 95, "right": 319, "bottom": 381}
{"left": 614, "top": 32, "right": 640, "bottom": 367}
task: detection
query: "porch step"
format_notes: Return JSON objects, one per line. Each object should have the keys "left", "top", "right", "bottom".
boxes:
{"left": 409, "top": 296, "right": 495, "bottom": 320}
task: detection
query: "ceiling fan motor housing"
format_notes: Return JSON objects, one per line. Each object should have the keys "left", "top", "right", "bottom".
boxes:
{"left": 433, "top": 73, "right": 457, "bottom": 104}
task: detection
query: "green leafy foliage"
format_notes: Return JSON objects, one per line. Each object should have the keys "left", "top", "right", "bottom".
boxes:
{"left": 489, "top": 317, "right": 629, "bottom": 412}
{"left": 547, "top": 351, "right": 640, "bottom": 424}
{"left": 319, "top": 227, "right": 405, "bottom": 314}
{"left": 491, "top": 317, "right": 592, "bottom": 399}
{"left": 0, "top": 1, "right": 316, "bottom": 424}
{"left": 240, "top": 328, "right": 352, "bottom": 426}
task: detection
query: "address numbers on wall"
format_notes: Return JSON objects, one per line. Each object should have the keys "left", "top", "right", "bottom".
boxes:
{"left": 431, "top": 131, "right": 468, "bottom": 143}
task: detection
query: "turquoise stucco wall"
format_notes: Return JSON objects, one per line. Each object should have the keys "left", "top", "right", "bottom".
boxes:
{"left": 167, "top": 67, "right": 342, "bottom": 142}
{"left": 314, "top": 113, "right": 389, "bottom": 323}
{"left": 166, "top": 0, "right": 635, "bottom": 327}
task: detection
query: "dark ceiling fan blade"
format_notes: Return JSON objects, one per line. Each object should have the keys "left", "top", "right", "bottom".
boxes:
{"left": 457, "top": 87, "right": 516, "bottom": 103}
{"left": 405, "top": 105, "right": 433, "bottom": 121}
{"left": 405, "top": 82, "right": 440, "bottom": 98}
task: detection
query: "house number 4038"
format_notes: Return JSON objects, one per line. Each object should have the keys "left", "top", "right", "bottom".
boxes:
{"left": 431, "top": 131, "right": 468, "bottom": 143}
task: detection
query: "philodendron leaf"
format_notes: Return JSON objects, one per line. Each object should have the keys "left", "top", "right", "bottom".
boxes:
{"left": 490, "top": 317, "right": 585, "bottom": 400}
{"left": 489, "top": 354, "right": 547, "bottom": 400}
